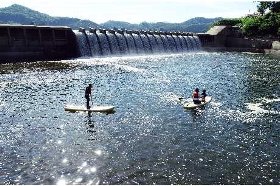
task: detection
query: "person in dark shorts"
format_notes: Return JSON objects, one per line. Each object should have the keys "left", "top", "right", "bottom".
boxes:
{"left": 85, "top": 84, "right": 92, "bottom": 109}
{"left": 201, "top": 89, "right": 207, "bottom": 102}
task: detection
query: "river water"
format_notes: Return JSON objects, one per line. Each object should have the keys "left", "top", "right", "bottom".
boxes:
{"left": 0, "top": 52, "right": 279, "bottom": 184}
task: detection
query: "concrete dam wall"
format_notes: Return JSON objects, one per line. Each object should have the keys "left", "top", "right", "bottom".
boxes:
{"left": 0, "top": 24, "right": 202, "bottom": 63}
{"left": 0, "top": 24, "right": 78, "bottom": 63}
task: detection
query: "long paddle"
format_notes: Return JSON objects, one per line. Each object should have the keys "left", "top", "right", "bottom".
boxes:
{"left": 178, "top": 96, "right": 193, "bottom": 105}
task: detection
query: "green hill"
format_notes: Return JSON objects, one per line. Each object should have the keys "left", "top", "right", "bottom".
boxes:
{"left": 0, "top": 4, "right": 99, "bottom": 29}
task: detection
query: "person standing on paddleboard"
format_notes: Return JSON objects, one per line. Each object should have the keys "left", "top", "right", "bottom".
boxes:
{"left": 85, "top": 84, "right": 92, "bottom": 109}
{"left": 192, "top": 88, "right": 201, "bottom": 104}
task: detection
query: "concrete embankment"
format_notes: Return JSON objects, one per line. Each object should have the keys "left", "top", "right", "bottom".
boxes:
{"left": 199, "top": 26, "right": 280, "bottom": 57}
{"left": 265, "top": 41, "right": 280, "bottom": 56}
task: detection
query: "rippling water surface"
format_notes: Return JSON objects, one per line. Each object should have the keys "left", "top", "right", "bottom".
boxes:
{"left": 0, "top": 52, "right": 279, "bottom": 184}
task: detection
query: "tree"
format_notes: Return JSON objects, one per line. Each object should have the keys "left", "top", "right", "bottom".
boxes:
{"left": 257, "top": 1, "right": 280, "bottom": 15}
{"left": 241, "top": 16, "right": 262, "bottom": 36}
{"left": 270, "top": 2, "right": 280, "bottom": 13}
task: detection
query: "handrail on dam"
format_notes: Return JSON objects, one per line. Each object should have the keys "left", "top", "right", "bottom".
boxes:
{"left": 77, "top": 27, "right": 196, "bottom": 37}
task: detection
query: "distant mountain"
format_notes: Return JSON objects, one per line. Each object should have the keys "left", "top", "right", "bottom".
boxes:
{"left": 181, "top": 17, "right": 224, "bottom": 32}
{"left": 101, "top": 17, "right": 223, "bottom": 33}
{"left": 101, "top": 20, "right": 139, "bottom": 30}
{"left": 0, "top": 4, "right": 222, "bottom": 33}
{"left": 0, "top": 4, "right": 99, "bottom": 29}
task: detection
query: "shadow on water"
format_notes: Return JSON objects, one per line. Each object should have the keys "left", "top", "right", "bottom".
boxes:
{"left": 85, "top": 109, "right": 116, "bottom": 141}
{"left": 0, "top": 61, "right": 78, "bottom": 74}
{"left": 85, "top": 115, "right": 97, "bottom": 141}
{"left": 65, "top": 109, "right": 116, "bottom": 117}
{"left": 184, "top": 106, "right": 207, "bottom": 123}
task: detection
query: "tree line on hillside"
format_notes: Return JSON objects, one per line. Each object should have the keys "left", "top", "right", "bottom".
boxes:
{"left": 213, "top": 1, "right": 280, "bottom": 38}
{"left": 0, "top": 4, "right": 99, "bottom": 28}
{"left": 100, "top": 17, "right": 223, "bottom": 33}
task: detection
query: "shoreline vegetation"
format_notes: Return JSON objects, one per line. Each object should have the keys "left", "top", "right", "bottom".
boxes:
{"left": 212, "top": 1, "right": 280, "bottom": 39}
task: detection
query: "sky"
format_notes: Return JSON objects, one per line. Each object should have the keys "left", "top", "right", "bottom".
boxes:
{"left": 0, "top": 0, "right": 258, "bottom": 24}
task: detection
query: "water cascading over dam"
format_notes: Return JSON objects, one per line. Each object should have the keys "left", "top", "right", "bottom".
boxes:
{"left": 75, "top": 28, "right": 202, "bottom": 57}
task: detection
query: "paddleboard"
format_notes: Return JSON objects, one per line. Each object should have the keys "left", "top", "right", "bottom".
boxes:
{"left": 64, "top": 104, "right": 115, "bottom": 113}
{"left": 183, "top": 96, "right": 212, "bottom": 109}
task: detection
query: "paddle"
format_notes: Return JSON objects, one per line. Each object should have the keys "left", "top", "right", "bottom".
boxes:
{"left": 178, "top": 97, "right": 187, "bottom": 105}
{"left": 178, "top": 96, "right": 194, "bottom": 105}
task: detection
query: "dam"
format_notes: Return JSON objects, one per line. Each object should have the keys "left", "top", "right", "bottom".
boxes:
{"left": 0, "top": 24, "right": 278, "bottom": 63}
{"left": 0, "top": 24, "right": 202, "bottom": 63}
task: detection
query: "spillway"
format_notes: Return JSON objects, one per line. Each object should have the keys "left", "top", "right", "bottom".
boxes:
{"left": 75, "top": 28, "right": 201, "bottom": 57}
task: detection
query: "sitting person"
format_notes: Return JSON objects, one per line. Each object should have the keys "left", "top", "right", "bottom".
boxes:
{"left": 201, "top": 89, "right": 207, "bottom": 102}
{"left": 192, "top": 88, "right": 201, "bottom": 104}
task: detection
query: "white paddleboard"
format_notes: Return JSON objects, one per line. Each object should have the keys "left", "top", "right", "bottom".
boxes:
{"left": 64, "top": 104, "right": 115, "bottom": 113}
{"left": 183, "top": 96, "right": 212, "bottom": 109}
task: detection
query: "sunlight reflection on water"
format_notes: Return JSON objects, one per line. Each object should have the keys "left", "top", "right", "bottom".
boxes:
{"left": 0, "top": 52, "right": 279, "bottom": 184}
